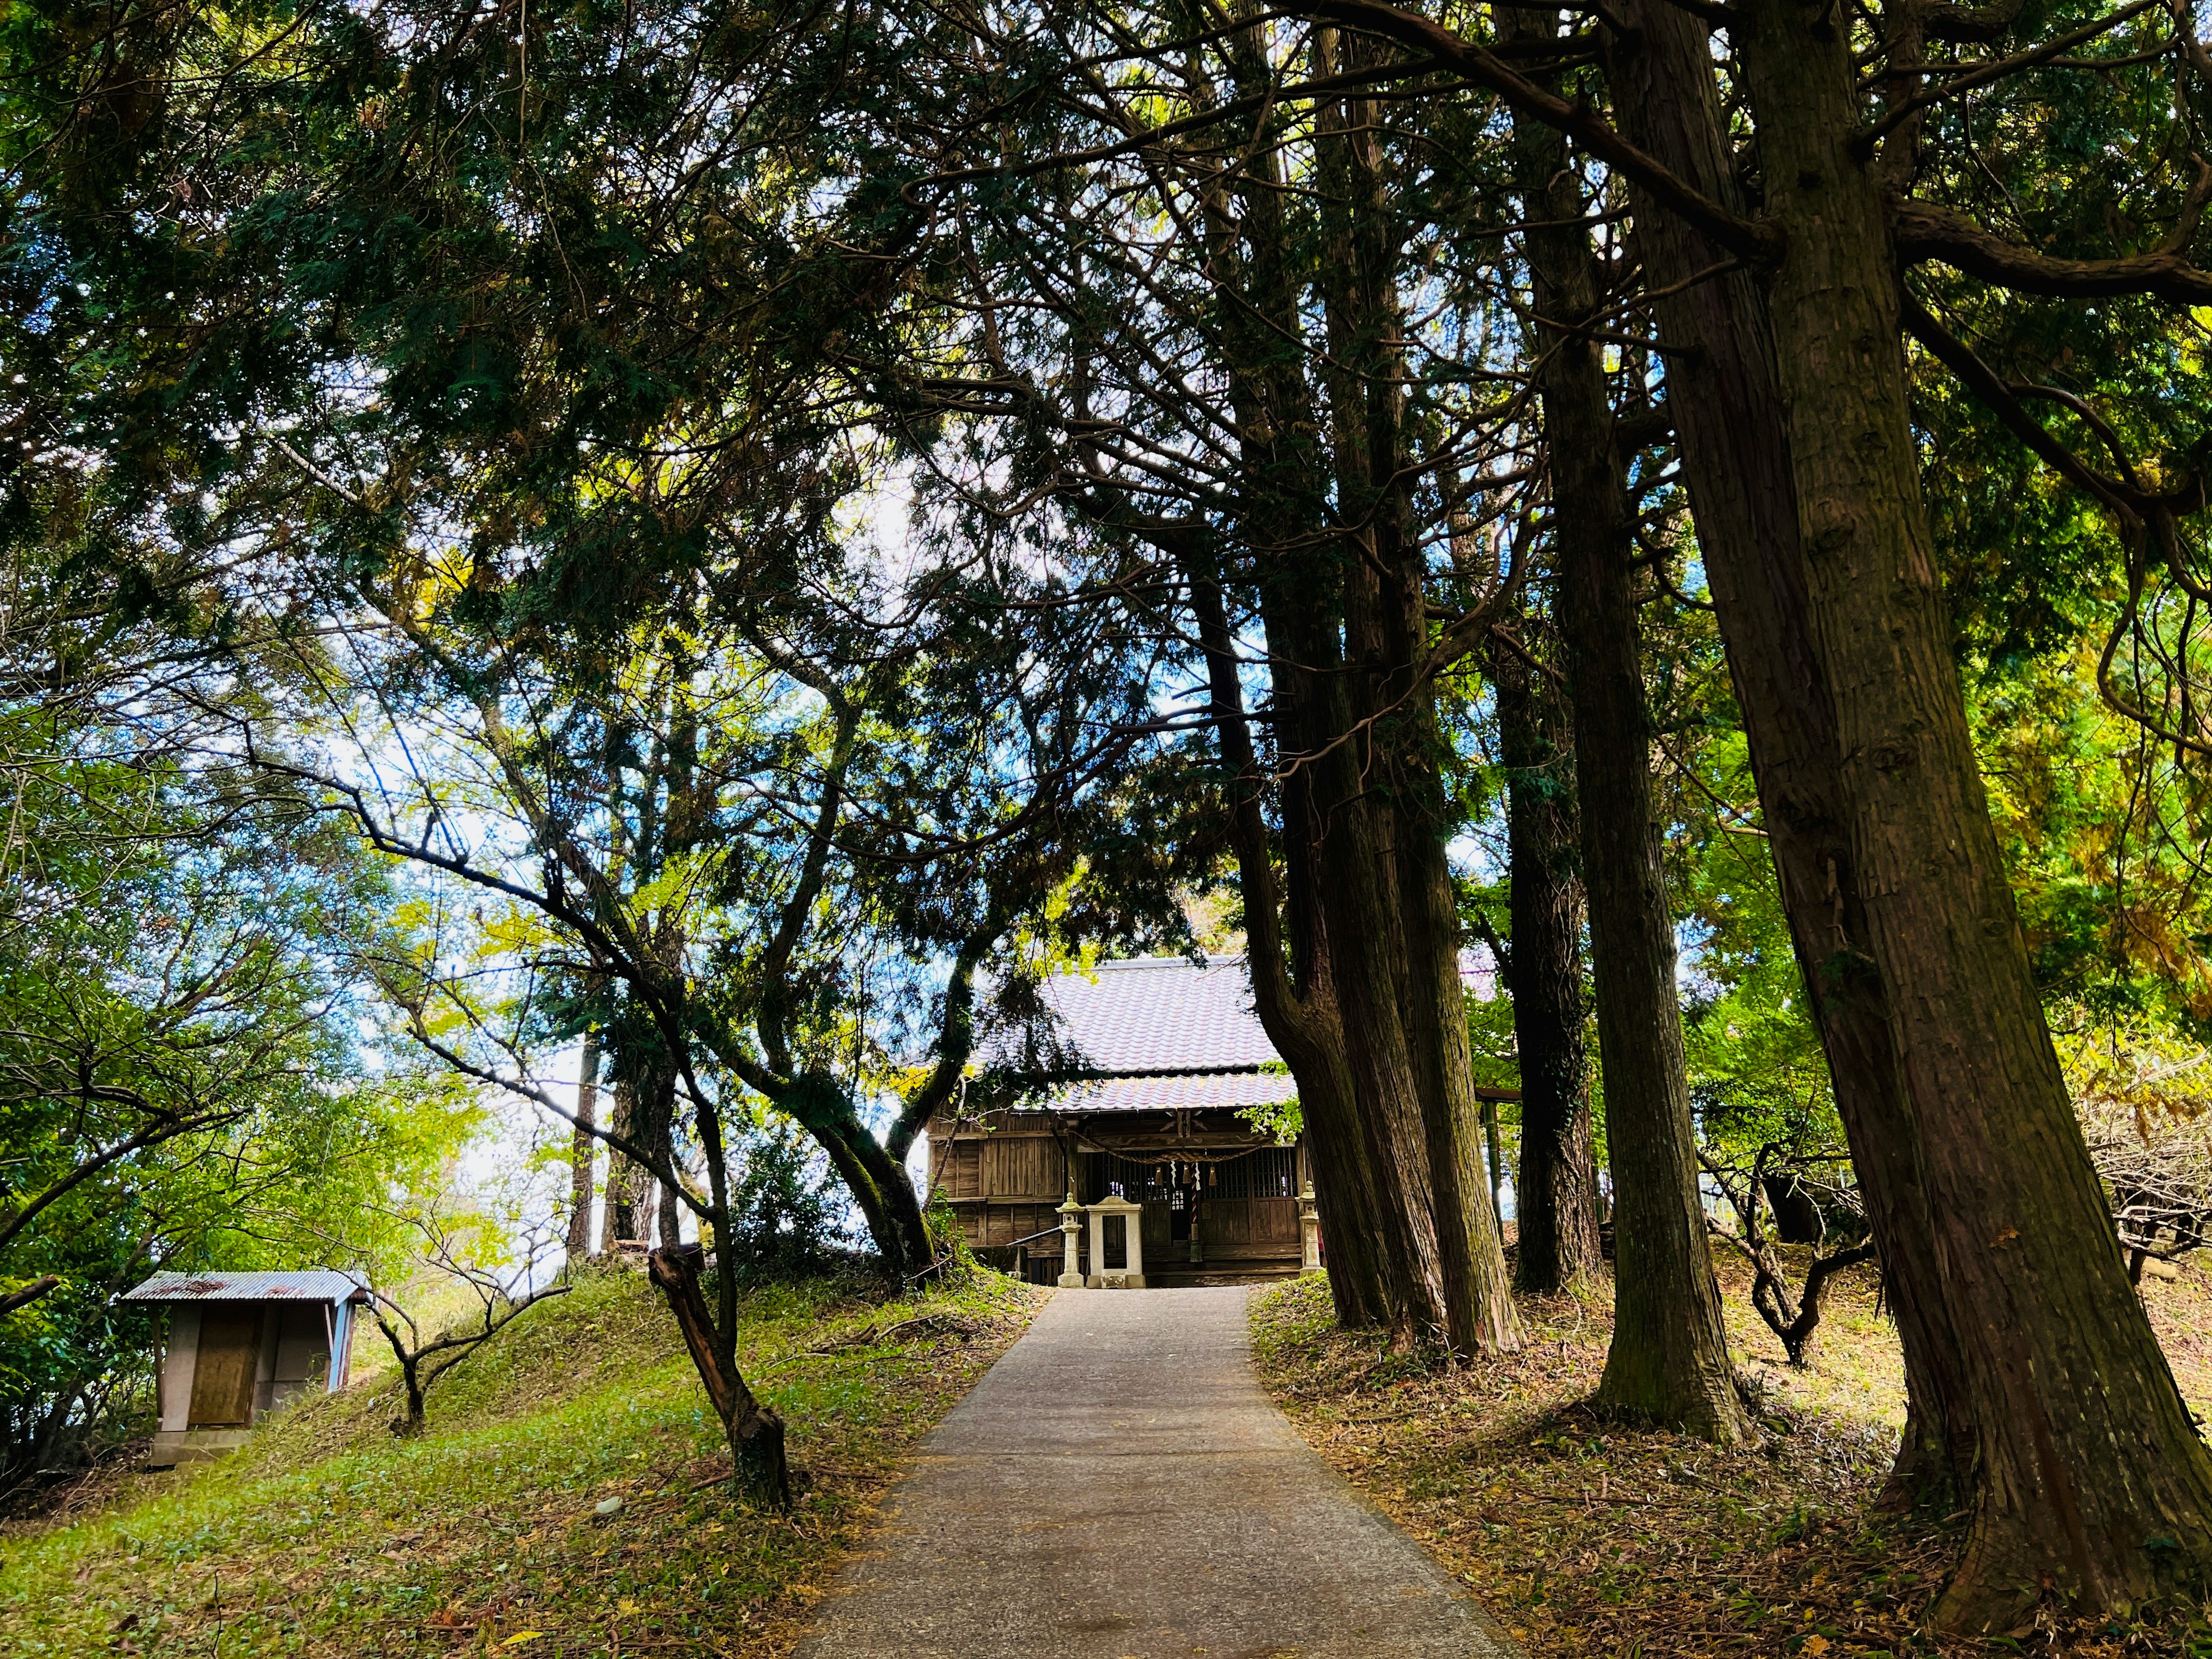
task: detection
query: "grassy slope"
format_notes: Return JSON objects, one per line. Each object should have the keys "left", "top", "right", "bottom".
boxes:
{"left": 1252, "top": 1253, "right": 2212, "bottom": 1659}
{"left": 0, "top": 1265, "right": 1040, "bottom": 1657}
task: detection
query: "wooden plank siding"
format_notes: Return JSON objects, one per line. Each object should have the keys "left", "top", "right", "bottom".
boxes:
{"left": 926, "top": 1115, "right": 1066, "bottom": 1202}
{"left": 967, "top": 1203, "right": 1066, "bottom": 1252}
{"left": 926, "top": 1107, "right": 1305, "bottom": 1281}
{"left": 1200, "top": 1198, "right": 1300, "bottom": 1257}
{"left": 981, "top": 1136, "right": 1065, "bottom": 1200}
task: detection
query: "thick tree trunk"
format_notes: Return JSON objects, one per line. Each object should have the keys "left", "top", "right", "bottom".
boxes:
{"left": 1278, "top": 1005, "right": 1393, "bottom": 1329}
{"left": 1558, "top": 482, "right": 1745, "bottom": 1440}
{"left": 790, "top": 1083, "right": 933, "bottom": 1280}
{"left": 1256, "top": 582, "right": 1445, "bottom": 1342}
{"left": 1605, "top": 0, "right": 1977, "bottom": 1509}
{"left": 566, "top": 1032, "right": 601, "bottom": 1260}
{"left": 1189, "top": 28, "right": 1436, "bottom": 1336}
{"left": 1506, "top": 21, "right": 1748, "bottom": 1439}
{"left": 1730, "top": 0, "right": 2212, "bottom": 1624}
{"left": 647, "top": 1245, "right": 786, "bottom": 1508}
{"left": 1489, "top": 622, "right": 1602, "bottom": 1293}
{"left": 603, "top": 1075, "right": 643, "bottom": 1248}
{"left": 601, "top": 1062, "right": 671, "bottom": 1249}
{"left": 1185, "top": 546, "right": 1392, "bottom": 1329}
{"left": 843, "top": 1115, "right": 934, "bottom": 1278}
{"left": 1315, "top": 35, "right": 1519, "bottom": 1354}
{"left": 1308, "top": 773, "right": 1456, "bottom": 1344}
{"left": 1399, "top": 762, "right": 1524, "bottom": 1351}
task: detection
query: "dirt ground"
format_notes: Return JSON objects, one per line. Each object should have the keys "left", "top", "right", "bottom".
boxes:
{"left": 1251, "top": 1252, "right": 2212, "bottom": 1659}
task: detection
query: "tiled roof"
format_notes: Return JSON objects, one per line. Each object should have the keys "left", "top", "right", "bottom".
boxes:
{"left": 1048, "top": 1069, "right": 1300, "bottom": 1113}
{"left": 1028, "top": 956, "right": 1282, "bottom": 1075}
{"left": 120, "top": 1270, "right": 369, "bottom": 1304}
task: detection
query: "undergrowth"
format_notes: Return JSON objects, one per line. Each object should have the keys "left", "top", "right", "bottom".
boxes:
{"left": 0, "top": 1262, "right": 1040, "bottom": 1657}
{"left": 1251, "top": 1256, "right": 2212, "bottom": 1659}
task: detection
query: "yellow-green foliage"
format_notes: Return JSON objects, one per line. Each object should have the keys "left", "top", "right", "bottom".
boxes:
{"left": 1, "top": 1264, "right": 1039, "bottom": 1657}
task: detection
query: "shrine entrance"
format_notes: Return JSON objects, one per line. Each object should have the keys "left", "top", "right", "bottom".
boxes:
{"left": 1087, "top": 1147, "right": 1301, "bottom": 1282}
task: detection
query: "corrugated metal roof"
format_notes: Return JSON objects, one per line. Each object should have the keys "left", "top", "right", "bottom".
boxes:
{"left": 1048, "top": 1069, "right": 1301, "bottom": 1113}
{"left": 1026, "top": 956, "right": 1282, "bottom": 1075}
{"left": 120, "top": 1269, "right": 368, "bottom": 1304}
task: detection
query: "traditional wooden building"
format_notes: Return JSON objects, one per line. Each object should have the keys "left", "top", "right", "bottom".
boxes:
{"left": 121, "top": 1269, "right": 368, "bottom": 1464}
{"left": 927, "top": 957, "right": 1313, "bottom": 1285}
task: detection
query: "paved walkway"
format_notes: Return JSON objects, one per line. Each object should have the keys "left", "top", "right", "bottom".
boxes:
{"left": 796, "top": 1285, "right": 1522, "bottom": 1659}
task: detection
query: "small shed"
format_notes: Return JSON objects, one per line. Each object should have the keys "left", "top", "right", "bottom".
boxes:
{"left": 120, "top": 1269, "right": 369, "bottom": 1464}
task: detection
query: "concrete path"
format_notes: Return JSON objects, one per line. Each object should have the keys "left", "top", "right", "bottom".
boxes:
{"left": 796, "top": 1285, "right": 1522, "bottom": 1659}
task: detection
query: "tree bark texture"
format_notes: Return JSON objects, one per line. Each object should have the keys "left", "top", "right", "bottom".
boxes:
{"left": 647, "top": 1245, "right": 786, "bottom": 1508}
{"left": 1729, "top": 0, "right": 2212, "bottom": 1623}
{"left": 1187, "top": 27, "right": 1466, "bottom": 1342}
{"left": 657, "top": 1178, "right": 682, "bottom": 1253}
{"left": 567, "top": 1031, "right": 601, "bottom": 1260}
{"left": 1187, "top": 545, "right": 1392, "bottom": 1330}
{"left": 1310, "top": 26, "right": 1520, "bottom": 1354}
{"left": 1605, "top": 0, "right": 1976, "bottom": 1505}
{"left": 786, "top": 1078, "right": 935, "bottom": 1281}
{"left": 1488, "top": 619, "right": 1603, "bottom": 1293}
{"left": 1506, "top": 21, "right": 1748, "bottom": 1439}
{"left": 602, "top": 1074, "right": 644, "bottom": 1247}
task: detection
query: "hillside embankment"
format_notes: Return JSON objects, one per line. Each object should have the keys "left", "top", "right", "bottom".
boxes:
{"left": 0, "top": 1265, "right": 1039, "bottom": 1657}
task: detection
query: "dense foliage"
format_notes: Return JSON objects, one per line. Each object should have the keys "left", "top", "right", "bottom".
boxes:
{"left": 9, "top": 0, "right": 2212, "bottom": 1623}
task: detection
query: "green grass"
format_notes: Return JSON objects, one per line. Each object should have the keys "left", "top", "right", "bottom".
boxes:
{"left": 0, "top": 1264, "right": 1041, "bottom": 1657}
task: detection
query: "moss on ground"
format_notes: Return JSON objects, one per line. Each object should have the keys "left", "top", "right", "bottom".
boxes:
{"left": 1252, "top": 1256, "right": 2212, "bottom": 1658}
{"left": 1, "top": 1264, "right": 1040, "bottom": 1657}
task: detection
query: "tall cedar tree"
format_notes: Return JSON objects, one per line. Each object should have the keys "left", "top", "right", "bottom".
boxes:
{"left": 1485, "top": 610, "right": 1603, "bottom": 1293}
{"left": 1500, "top": 6, "right": 1748, "bottom": 1438}
{"left": 1300, "top": 0, "right": 2212, "bottom": 1626}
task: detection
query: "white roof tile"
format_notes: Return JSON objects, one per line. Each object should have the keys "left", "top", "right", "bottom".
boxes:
{"left": 1050, "top": 1070, "right": 1300, "bottom": 1113}
{"left": 1029, "top": 956, "right": 1281, "bottom": 1074}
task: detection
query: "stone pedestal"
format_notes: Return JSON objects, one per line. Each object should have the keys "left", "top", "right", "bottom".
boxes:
{"left": 1298, "top": 1180, "right": 1323, "bottom": 1273}
{"left": 1056, "top": 1188, "right": 1087, "bottom": 1288}
{"left": 1085, "top": 1194, "right": 1146, "bottom": 1288}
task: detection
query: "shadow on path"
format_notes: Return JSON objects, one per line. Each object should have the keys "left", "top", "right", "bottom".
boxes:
{"left": 796, "top": 1285, "right": 1524, "bottom": 1658}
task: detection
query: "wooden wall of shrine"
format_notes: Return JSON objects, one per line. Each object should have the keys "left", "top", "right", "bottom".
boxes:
{"left": 925, "top": 1108, "right": 1307, "bottom": 1285}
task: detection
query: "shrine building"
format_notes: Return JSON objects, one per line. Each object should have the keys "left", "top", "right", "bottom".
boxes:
{"left": 926, "top": 956, "right": 1316, "bottom": 1286}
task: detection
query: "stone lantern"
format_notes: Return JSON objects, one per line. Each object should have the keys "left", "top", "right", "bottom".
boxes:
{"left": 1056, "top": 1183, "right": 1087, "bottom": 1288}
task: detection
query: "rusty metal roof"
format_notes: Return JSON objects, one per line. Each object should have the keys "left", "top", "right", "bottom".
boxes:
{"left": 120, "top": 1269, "right": 369, "bottom": 1304}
